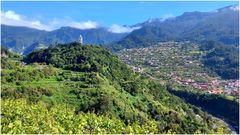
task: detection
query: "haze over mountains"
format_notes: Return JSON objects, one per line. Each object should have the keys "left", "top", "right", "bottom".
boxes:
{"left": 1, "top": 4, "right": 239, "bottom": 54}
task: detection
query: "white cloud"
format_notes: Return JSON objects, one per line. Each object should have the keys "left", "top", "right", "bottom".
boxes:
{"left": 1, "top": 10, "right": 51, "bottom": 31}
{"left": 108, "top": 24, "right": 141, "bottom": 33}
{"left": 46, "top": 18, "right": 99, "bottom": 30}
{"left": 229, "top": 5, "right": 239, "bottom": 11}
{"left": 1, "top": 10, "right": 99, "bottom": 31}
{"left": 3, "top": 10, "right": 21, "bottom": 20}
{"left": 161, "top": 14, "right": 175, "bottom": 21}
{"left": 147, "top": 14, "right": 174, "bottom": 23}
{"left": 69, "top": 21, "right": 98, "bottom": 29}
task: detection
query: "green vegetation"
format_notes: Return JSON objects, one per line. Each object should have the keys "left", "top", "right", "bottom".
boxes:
{"left": 1, "top": 45, "right": 23, "bottom": 59}
{"left": 200, "top": 41, "right": 239, "bottom": 79}
{"left": 118, "top": 41, "right": 239, "bottom": 98}
{"left": 1, "top": 43, "right": 232, "bottom": 133}
{"left": 1, "top": 99, "right": 160, "bottom": 134}
{"left": 167, "top": 86, "right": 239, "bottom": 132}
{"left": 118, "top": 41, "right": 239, "bottom": 133}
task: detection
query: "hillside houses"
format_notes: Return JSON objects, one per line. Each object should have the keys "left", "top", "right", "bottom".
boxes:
{"left": 172, "top": 75, "right": 239, "bottom": 96}
{"left": 119, "top": 41, "right": 239, "bottom": 98}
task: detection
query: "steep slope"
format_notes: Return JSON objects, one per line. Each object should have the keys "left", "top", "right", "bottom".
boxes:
{"left": 1, "top": 25, "right": 127, "bottom": 55}
{"left": 183, "top": 5, "right": 239, "bottom": 44}
{"left": 111, "top": 5, "right": 239, "bottom": 51}
{"left": 0, "top": 42, "right": 231, "bottom": 133}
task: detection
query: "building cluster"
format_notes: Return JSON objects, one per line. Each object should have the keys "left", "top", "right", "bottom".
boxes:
{"left": 119, "top": 41, "right": 239, "bottom": 98}
{"left": 172, "top": 76, "right": 239, "bottom": 96}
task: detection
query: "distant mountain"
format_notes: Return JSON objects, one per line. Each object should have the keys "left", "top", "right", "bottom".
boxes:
{"left": 46, "top": 27, "right": 128, "bottom": 44}
{"left": 110, "top": 5, "right": 239, "bottom": 51}
{"left": 1, "top": 25, "right": 47, "bottom": 54}
{"left": 1, "top": 25, "right": 128, "bottom": 55}
{"left": 2, "top": 5, "right": 239, "bottom": 54}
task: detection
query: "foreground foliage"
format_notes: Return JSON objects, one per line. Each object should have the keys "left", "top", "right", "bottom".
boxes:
{"left": 1, "top": 99, "right": 160, "bottom": 134}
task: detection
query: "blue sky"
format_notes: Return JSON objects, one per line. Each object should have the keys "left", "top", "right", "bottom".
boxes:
{"left": 1, "top": 1, "right": 238, "bottom": 32}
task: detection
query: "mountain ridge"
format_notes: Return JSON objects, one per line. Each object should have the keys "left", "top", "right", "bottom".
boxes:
{"left": 1, "top": 24, "right": 128, "bottom": 55}
{"left": 109, "top": 5, "right": 239, "bottom": 51}
{"left": 1, "top": 5, "right": 239, "bottom": 54}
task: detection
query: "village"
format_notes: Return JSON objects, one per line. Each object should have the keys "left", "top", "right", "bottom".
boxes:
{"left": 119, "top": 41, "right": 239, "bottom": 99}
{"left": 171, "top": 74, "right": 239, "bottom": 96}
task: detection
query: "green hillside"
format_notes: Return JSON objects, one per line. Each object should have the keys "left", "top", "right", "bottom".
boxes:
{"left": 1, "top": 43, "right": 231, "bottom": 134}
{"left": 200, "top": 41, "right": 239, "bottom": 79}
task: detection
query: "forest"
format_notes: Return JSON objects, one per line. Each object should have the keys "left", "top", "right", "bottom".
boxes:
{"left": 1, "top": 43, "right": 232, "bottom": 134}
{"left": 200, "top": 41, "right": 239, "bottom": 79}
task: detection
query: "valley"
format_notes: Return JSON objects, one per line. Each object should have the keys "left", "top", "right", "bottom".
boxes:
{"left": 118, "top": 41, "right": 239, "bottom": 132}
{"left": 1, "top": 2, "right": 239, "bottom": 134}
{"left": 118, "top": 41, "right": 239, "bottom": 100}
